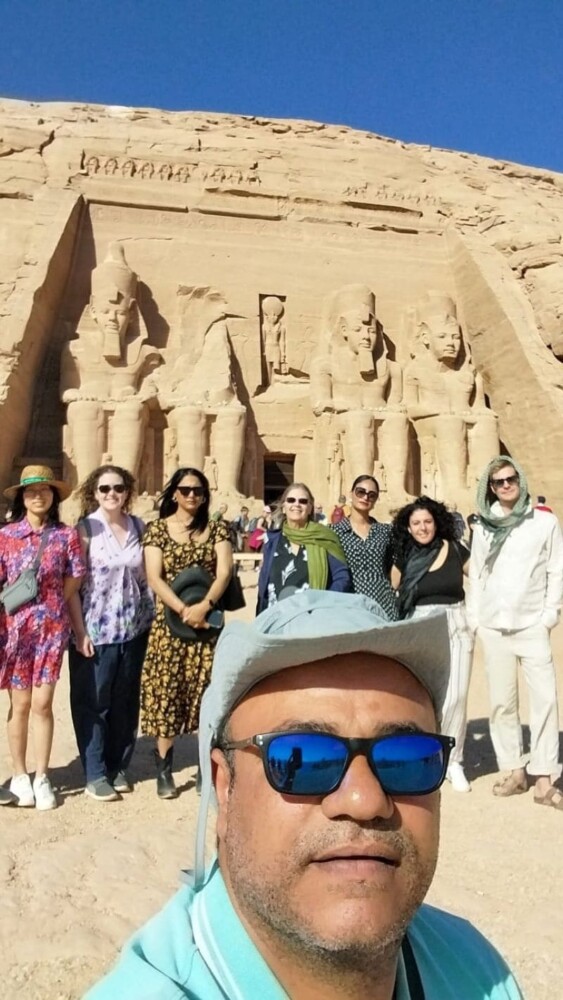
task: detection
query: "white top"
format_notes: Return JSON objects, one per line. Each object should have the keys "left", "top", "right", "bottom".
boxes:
{"left": 467, "top": 503, "right": 563, "bottom": 631}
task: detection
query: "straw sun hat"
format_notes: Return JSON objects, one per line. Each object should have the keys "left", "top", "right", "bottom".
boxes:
{"left": 4, "top": 465, "right": 71, "bottom": 501}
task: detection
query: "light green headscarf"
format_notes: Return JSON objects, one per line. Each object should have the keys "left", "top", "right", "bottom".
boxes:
{"left": 282, "top": 521, "right": 347, "bottom": 590}
{"left": 476, "top": 455, "right": 532, "bottom": 568}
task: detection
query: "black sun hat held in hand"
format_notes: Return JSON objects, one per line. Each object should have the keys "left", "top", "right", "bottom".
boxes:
{"left": 164, "top": 566, "right": 222, "bottom": 641}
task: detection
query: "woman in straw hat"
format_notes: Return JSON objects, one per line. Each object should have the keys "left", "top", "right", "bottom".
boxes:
{"left": 0, "top": 465, "right": 85, "bottom": 810}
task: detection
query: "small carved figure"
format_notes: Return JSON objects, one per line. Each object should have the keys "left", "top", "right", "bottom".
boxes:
{"left": 121, "top": 159, "right": 136, "bottom": 178}
{"left": 85, "top": 155, "right": 100, "bottom": 175}
{"left": 103, "top": 157, "right": 118, "bottom": 176}
{"left": 261, "top": 295, "right": 287, "bottom": 384}
{"left": 60, "top": 243, "right": 161, "bottom": 485}
{"left": 137, "top": 161, "right": 154, "bottom": 180}
{"left": 403, "top": 292, "right": 499, "bottom": 499}
{"left": 310, "top": 284, "right": 409, "bottom": 502}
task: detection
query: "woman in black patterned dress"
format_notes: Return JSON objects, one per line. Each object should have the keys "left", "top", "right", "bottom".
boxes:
{"left": 141, "top": 468, "right": 232, "bottom": 798}
{"left": 331, "top": 474, "right": 399, "bottom": 621}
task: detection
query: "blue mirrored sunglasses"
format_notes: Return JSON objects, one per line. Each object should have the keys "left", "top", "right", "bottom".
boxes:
{"left": 220, "top": 730, "right": 455, "bottom": 797}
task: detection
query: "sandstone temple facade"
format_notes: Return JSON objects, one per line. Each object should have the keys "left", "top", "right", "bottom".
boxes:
{"left": 1, "top": 99, "right": 563, "bottom": 516}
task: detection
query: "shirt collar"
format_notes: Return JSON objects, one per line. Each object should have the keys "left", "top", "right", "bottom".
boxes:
{"left": 10, "top": 517, "right": 39, "bottom": 538}
{"left": 192, "top": 860, "right": 288, "bottom": 999}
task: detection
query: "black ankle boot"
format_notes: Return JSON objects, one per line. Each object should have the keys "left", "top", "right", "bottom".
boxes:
{"left": 196, "top": 765, "right": 202, "bottom": 796}
{"left": 154, "top": 748, "right": 178, "bottom": 799}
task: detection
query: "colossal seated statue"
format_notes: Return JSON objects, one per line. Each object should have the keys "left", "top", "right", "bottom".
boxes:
{"left": 403, "top": 292, "right": 499, "bottom": 501}
{"left": 310, "top": 283, "right": 409, "bottom": 501}
{"left": 156, "top": 285, "right": 246, "bottom": 495}
{"left": 60, "top": 243, "right": 161, "bottom": 483}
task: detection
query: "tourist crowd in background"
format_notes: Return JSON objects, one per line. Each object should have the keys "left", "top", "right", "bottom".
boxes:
{"left": 0, "top": 452, "right": 561, "bottom": 812}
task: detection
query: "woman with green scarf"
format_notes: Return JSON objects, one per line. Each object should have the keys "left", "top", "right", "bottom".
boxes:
{"left": 256, "top": 482, "right": 351, "bottom": 613}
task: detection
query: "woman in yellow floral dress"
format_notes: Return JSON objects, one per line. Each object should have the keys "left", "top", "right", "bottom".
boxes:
{"left": 141, "top": 467, "right": 232, "bottom": 798}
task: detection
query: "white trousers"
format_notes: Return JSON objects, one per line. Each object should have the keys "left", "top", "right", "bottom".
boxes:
{"left": 478, "top": 624, "right": 560, "bottom": 775}
{"left": 411, "top": 603, "right": 473, "bottom": 764}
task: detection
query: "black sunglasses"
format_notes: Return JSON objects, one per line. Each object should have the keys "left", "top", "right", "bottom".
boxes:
{"left": 285, "top": 496, "right": 309, "bottom": 505}
{"left": 354, "top": 486, "right": 378, "bottom": 502}
{"left": 98, "top": 484, "right": 126, "bottom": 494}
{"left": 490, "top": 474, "right": 519, "bottom": 488}
{"left": 177, "top": 486, "right": 205, "bottom": 498}
{"left": 220, "top": 729, "right": 455, "bottom": 797}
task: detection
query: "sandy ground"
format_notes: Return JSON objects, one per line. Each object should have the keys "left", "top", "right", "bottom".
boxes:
{"left": 1, "top": 605, "right": 562, "bottom": 1000}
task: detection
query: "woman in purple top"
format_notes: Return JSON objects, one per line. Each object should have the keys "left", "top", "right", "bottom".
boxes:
{"left": 68, "top": 465, "right": 154, "bottom": 802}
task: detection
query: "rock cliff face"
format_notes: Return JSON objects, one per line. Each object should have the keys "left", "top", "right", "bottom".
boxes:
{"left": 1, "top": 97, "right": 563, "bottom": 514}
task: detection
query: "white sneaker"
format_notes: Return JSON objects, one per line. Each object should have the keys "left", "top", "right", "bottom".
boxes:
{"left": 447, "top": 762, "right": 471, "bottom": 793}
{"left": 33, "top": 774, "right": 57, "bottom": 811}
{"left": 9, "top": 773, "right": 35, "bottom": 807}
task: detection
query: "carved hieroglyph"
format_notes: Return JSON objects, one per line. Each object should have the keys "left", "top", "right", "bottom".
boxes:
{"left": 2, "top": 99, "right": 563, "bottom": 515}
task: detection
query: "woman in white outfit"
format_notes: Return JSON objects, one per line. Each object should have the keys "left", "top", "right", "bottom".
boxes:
{"left": 392, "top": 496, "right": 473, "bottom": 792}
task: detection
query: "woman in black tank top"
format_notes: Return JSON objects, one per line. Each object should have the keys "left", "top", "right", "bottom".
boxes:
{"left": 391, "top": 497, "right": 473, "bottom": 794}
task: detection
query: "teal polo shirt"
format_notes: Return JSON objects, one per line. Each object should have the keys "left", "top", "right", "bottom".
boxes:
{"left": 85, "top": 860, "right": 523, "bottom": 999}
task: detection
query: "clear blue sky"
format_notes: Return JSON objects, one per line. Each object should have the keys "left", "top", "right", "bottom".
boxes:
{"left": 2, "top": 0, "right": 562, "bottom": 171}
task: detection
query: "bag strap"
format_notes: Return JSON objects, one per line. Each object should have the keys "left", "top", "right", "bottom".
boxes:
{"left": 30, "top": 528, "right": 52, "bottom": 572}
{"left": 400, "top": 934, "right": 425, "bottom": 1000}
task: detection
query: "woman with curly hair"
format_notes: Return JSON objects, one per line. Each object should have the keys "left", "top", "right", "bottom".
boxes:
{"left": 392, "top": 496, "right": 473, "bottom": 792}
{"left": 68, "top": 465, "right": 154, "bottom": 802}
{"left": 141, "top": 467, "right": 232, "bottom": 798}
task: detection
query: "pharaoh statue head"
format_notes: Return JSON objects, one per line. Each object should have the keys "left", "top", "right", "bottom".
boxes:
{"left": 416, "top": 292, "right": 462, "bottom": 366}
{"left": 90, "top": 243, "right": 137, "bottom": 361}
{"left": 328, "top": 284, "right": 377, "bottom": 374}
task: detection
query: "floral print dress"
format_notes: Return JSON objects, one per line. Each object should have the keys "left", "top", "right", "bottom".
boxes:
{"left": 140, "top": 518, "right": 230, "bottom": 738}
{"left": 0, "top": 519, "right": 85, "bottom": 689}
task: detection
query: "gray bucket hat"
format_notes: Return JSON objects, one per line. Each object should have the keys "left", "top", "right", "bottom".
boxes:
{"left": 193, "top": 591, "right": 450, "bottom": 886}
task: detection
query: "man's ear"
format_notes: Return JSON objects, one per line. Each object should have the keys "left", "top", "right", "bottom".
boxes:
{"left": 212, "top": 748, "right": 232, "bottom": 841}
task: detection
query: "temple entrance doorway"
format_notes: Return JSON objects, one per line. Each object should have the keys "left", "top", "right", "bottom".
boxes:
{"left": 263, "top": 454, "right": 295, "bottom": 507}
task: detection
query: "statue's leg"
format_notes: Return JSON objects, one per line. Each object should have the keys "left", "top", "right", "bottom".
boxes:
{"left": 435, "top": 415, "right": 468, "bottom": 499}
{"left": 378, "top": 414, "right": 410, "bottom": 501}
{"left": 169, "top": 405, "right": 207, "bottom": 471}
{"left": 111, "top": 400, "right": 147, "bottom": 477}
{"left": 468, "top": 415, "right": 500, "bottom": 487}
{"left": 311, "top": 412, "right": 336, "bottom": 502}
{"left": 65, "top": 401, "right": 105, "bottom": 484}
{"left": 213, "top": 406, "right": 246, "bottom": 494}
{"left": 342, "top": 410, "right": 375, "bottom": 485}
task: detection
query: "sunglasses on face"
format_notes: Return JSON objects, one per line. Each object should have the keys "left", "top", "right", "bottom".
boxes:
{"left": 98, "top": 484, "right": 126, "bottom": 495}
{"left": 354, "top": 486, "right": 378, "bottom": 502}
{"left": 490, "top": 474, "right": 519, "bottom": 488}
{"left": 220, "top": 729, "right": 455, "bottom": 797}
{"left": 177, "top": 485, "right": 205, "bottom": 498}
{"left": 285, "top": 497, "right": 309, "bottom": 505}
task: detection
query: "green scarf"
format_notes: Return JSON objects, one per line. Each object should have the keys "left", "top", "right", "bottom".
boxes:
{"left": 476, "top": 455, "right": 533, "bottom": 568}
{"left": 282, "top": 521, "right": 347, "bottom": 590}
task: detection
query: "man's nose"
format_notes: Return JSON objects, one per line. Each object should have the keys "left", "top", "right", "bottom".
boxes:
{"left": 321, "top": 754, "right": 395, "bottom": 822}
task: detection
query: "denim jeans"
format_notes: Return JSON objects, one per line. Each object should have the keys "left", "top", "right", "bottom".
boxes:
{"left": 69, "top": 631, "right": 149, "bottom": 783}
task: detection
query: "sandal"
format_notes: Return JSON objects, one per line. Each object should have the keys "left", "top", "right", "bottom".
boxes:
{"left": 493, "top": 773, "right": 527, "bottom": 797}
{"left": 534, "top": 787, "right": 563, "bottom": 810}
